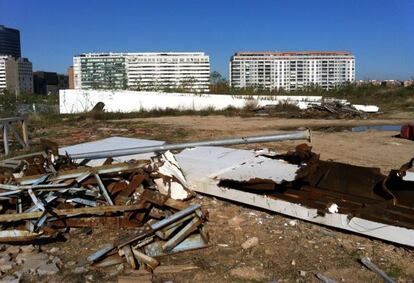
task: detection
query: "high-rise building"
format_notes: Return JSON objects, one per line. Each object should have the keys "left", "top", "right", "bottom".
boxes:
{"left": 17, "top": 57, "right": 33, "bottom": 94}
{"left": 0, "top": 55, "right": 18, "bottom": 92}
{"left": 0, "top": 25, "right": 21, "bottom": 58}
{"left": 0, "top": 55, "right": 33, "bottom": 95}
{"left": 33, "top": 71, "right": 68, "bottom": 95}
{"left": 229, "top": 51, "right": 355, "bottom": 91}
{"left": 74, "top": 53, "right": 126, "bottom": 90}
{"left": 73, "top": 52, "right": 210, "bottom": 92}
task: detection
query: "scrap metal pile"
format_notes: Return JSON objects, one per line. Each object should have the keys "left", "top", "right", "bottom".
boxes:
{"left": 0, "top": 148, "right": 207, "bottom": 271}
{"left": 304, "top": 101, "right": 368, "bottom": 118}
{"left": 1, "top": 128, "right": 413, "bottom": 278}
{"left": 255, "top": 101, "right": 372, "bottom": 119}
{"left": 218, "top": 144, "right": 414, "bottom": 233}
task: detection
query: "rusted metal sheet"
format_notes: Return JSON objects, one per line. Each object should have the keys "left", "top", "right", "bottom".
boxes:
{"left": 0, "top": 203, "right": 147, "bottom": 222}
{"left": 175, "top": 143, "right": 414, "bottom": 247}
{"left": 50, "top": 216, "right": 142, "bottom": 228}
{"left": 0, "top": 138, "right": 209, "bottom": 274}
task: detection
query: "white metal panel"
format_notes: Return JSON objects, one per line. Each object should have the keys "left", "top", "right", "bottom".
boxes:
{"left": 59, "top": 136, "right": 164, "bottom": 166}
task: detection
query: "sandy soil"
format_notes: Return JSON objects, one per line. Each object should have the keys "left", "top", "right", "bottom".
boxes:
{"left": 3, "top": 115, "right": 414, "bottom": 283}
{"left": 112, "top": 115, "right": 414, "bottom": 172}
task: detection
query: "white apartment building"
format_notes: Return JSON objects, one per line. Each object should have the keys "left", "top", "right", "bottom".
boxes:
{"left": 229, "top": 51, "right": 355, "bottom": 91}
{"left": 0, "top": 55, "right": 33, "bottom": 95}
{"left": 0, "top": 56, "right": 8, "bottom": 90}
{"left": 73, "top": 52, "right": 210, "bottom": 92}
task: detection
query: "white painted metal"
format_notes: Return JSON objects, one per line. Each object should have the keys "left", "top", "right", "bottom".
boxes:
{"left": 59, "top": 136, "right": 165, "bottom": 166}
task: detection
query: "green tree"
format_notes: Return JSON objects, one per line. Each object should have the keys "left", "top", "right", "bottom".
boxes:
{"left": 209, "top": 71, "right": 230, "bottom": 94}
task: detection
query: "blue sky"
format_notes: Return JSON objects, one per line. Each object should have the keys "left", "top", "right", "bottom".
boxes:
{"left": 1, "top": 0, "right": 413, "bottom": 80}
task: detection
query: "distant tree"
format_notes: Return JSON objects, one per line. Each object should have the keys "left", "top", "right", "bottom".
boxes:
{"left": 210, "top": 71, "right": 227, "bottom": 85}
{"left": 210, "top": 71, "right": 230, "bottom": 94}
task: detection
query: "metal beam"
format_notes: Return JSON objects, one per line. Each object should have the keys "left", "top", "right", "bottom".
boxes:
{"left": 69, "top": 130, "right": 311, "bottom": 160}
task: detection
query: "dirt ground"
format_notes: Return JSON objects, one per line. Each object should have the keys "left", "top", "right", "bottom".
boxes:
{"left": 2, "top": 114, "right": 414, "bottom": 283}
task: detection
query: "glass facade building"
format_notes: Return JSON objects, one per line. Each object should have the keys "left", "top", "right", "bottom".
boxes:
{"left": 78, "top": 54, "right": 127, "bottom": 89}
{"left": 0, "top": 25, "right": 21, "bottom": 58}
{"left": 73, "top": 52, "right": 210, "bottom": 92}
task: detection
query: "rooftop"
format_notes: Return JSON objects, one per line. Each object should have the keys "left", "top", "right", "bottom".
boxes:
{"left": 76, "top": 52, "right": 207, "bottom": 57}
{"left": 234, "top": 51, "right": 353, "bottom": 57}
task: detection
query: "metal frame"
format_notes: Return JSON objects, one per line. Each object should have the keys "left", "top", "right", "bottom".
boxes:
{"left": 0, "top": 116, "right": 29, "bottom": 156}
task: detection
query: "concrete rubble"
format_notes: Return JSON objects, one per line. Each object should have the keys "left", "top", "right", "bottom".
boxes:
{"left": 0, "top": 132, "right": 412, "bottom": 281}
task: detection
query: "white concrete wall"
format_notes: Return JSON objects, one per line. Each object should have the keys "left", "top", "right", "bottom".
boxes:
{"left": 59, "top": 89, "right": 327, "bottom": 113}
{"left": 59, "top": 89, "right": 378, "bottom": 114}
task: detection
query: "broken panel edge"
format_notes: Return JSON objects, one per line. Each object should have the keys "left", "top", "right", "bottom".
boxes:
{"left": 190, "top": 181, "right": 414, "bottom": 248}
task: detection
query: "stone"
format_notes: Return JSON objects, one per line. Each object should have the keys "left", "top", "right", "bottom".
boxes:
{"left": 288, "top": 220, "right": 298, "bottom": 226}
{"left": 229, "top": 267, "right": 266, "bottom": 281}
{"left": 16, "top": 252, "right": 48, "bottom": 265}
{"left": 12, "top": 271, "right": 23, "bottom": 280}
{"left": 73, "top": 266, "right": 87, "bottom": 274}
{"left": 20, "top": 245, "right": 35, "bottom": 253}
{"left": 49, "top": 247, "right": 60, "bottom": 254}
{"left": 228, "top": 215, "right": 246, "bottom": 227}
{"left": 241, "top": 237, "right": 259, "bottom": 250}
{"left": 84, "top": 274, "right": 94, "bottom": 282}
{"left": 0, "top": 263, "right": 13, "bottom": 273}
{"left": 65, "top": 261, "right": 77, "bottom": 267}
{"left": 0, "top": 275, "right": 19, "bottom": 283}
{"left": 5, "top": 246, "right": 20, "bottom": 255}
{"left": 22, "top": 260, "right": 46, "bottom": 274}
{"left": 37, "top": 263, "right": 59, "bottom": 276}
{"left": 0, "top": 254, "right": 12, "bottom": 264}
{"left": 299, "top": 270, "right": 307, "bottom": 277}
{"left": 52, "top": 256, "right": 63, "bottom": 267}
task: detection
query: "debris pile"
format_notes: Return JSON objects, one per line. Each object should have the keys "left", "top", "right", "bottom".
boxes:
{"left": 88, "top": 203, "right": 208, "bottom": 271}
{"left": 0, "top": 132, "right": 413, "bottom": 281}
{"left": 304, "top": 101, "right": 368, "bottom": 118}
{"left": 174, "top": 141, "right": 414, "bottom": 247}
{"left": 0, "top": 148, "right": 208, "bottom": 272}
{"left": 255, "top": 101, "right": 372, "bottom": 119}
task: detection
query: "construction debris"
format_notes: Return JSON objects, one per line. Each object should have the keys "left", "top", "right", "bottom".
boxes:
{"left": 256, "top": 101, "right": 377, "bottom": 119}
{"left": 305, "top": 101, "right": 369, "bottom": 118}
{"left": 173, "top": 143, "right": 414, "bottom": 247}
{"left": 1, "top": 132, "right": 413, "bottom": 280}
{"left": 0, "top": 146, "right": 208, "bottom": 273}
{"left": 52, "top": 136, "right": 414, "bottom": 247}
